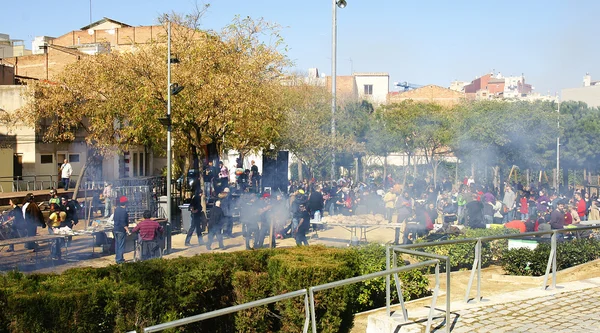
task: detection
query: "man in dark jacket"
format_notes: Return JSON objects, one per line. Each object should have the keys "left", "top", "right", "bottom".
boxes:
{"left": 220, "top": 188, "right": 234, "bottom": 237}
{"left": 549, "top": 201, "right": 566, "bottom": 230}
{"left": 307, "top": 187, "right": 324, "bottom": 222}
{"left": 61, "top": 196, "right": 79, "bottom": 228}
{"left": 206, "top": 200, "right": 225, "bottom": 250}
{"left": 185, "top": 192, "right": 205, "bottom": 246}
{"left": 465, "top": 194, "right": 485, "bottom": 229}
{"left": 113, "top": 196, "right": 130, "bottom": 264}
{"left": 295, "top": 203, "right": 310, "bottom": 246}
{"left": 241, "top": 194, "right": 260, "bottom": 250}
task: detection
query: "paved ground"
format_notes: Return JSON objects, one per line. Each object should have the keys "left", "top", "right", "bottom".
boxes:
{"left": 389, "top": 278, "right": 600, "bottom": 333}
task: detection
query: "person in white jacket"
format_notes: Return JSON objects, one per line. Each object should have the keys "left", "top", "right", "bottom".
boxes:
{"left": 60, "top": 159, "right": 73, "bottom": 191}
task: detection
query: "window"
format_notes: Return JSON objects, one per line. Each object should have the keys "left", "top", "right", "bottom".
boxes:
{"left": 41, "top": 155, "right": 53, "bottom": 164}
{"left": 68, "top": 154, "right": 80, "bottom": 163}
{"left": 364, "top": 84, "right": 373, "bottom": 95}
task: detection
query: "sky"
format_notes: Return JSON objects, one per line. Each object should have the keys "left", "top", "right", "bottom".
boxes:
{"left": 2, "top": 0, "right": 599, "bottom": 95}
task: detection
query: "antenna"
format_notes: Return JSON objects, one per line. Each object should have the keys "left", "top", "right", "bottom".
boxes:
{"left": 89, "top": 0, "right": 92, "bottom": 25}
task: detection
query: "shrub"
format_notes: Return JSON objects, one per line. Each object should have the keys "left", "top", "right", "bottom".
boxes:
{"left": 352, "top": 243, "right": 431, "bottom": 313}
{"left": 501, "top": 238, "right": 600, "bottom": 276}
{"left": 417, "top": 227, "right": 520, "bottom": 271}
{"left": 0, "top": 245, "right": 431, "bottom": 333}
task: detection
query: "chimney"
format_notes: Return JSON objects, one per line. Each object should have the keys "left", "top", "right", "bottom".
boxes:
{"left": 583, "top": 73, "right": 592, "bottom": 87}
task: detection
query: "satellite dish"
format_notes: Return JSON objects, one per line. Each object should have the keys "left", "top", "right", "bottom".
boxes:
{"left": 87, "top": 29, "right": 95, "bottom": 35}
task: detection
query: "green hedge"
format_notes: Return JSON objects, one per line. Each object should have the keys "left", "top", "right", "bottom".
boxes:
{"left": 417, "top": 227, "right": 520, "bottom": 271}
{"left": 0, "top": 245, "right": 430, "bottom": 333}
{"left": 501, "top": 238, "right": 600, "bottom": 276}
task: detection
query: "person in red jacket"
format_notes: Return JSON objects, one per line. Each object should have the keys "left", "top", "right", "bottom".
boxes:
{"left": 575, "top": 193, "right": 587, "bottom": 221}
{"left": 519, "top": 193, "right": 529, "bottom": 220}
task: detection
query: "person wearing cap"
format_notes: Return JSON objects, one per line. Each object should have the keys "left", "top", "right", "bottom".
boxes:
{"left": 131, "top": 210, "right": 164, "bottom": 260}
{"left": 206, "top": 200, "right": 225, "bottom": 250}
{"left": 113, "top": 196, "right": 130, "bottom": 264}
{"left": 48, "top": 188, "right": 61, "bottom": 209}
{"left": 61, "top": 196, "right": 79, "bottom": 228}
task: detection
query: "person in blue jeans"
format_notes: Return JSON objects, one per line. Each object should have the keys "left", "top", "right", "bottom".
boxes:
{"left": 113, "top": 196, "right": 130, "bottom": 264}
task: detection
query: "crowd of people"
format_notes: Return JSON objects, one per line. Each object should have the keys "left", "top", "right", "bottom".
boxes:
{"left": 187, "top": 168, "right": 600, "bottom": 250}
{"left": 1, "top": 189, "right": 80, "bottom": 259}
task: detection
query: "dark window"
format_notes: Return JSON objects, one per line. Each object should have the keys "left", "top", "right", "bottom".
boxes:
{"left": 41, "top": 155, "right": 53, "bottom": 164}
{"left": 364, "top": 84, "right": 373, "bottom": 95}
{"left": 68, "top": 154, "right": 80, "bottom": 163}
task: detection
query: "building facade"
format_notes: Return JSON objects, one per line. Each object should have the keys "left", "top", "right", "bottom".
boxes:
{"left": 387, "top": 85, "right": 465, "bottom": 107}
{"left": 562, "top": 73, "right": 600, "bottom": 107}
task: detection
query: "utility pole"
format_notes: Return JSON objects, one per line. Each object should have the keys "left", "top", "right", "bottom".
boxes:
{"left": 167, "top": 21, "right": 172, "bottom": 227}
{"left": 556, "top": 99, "right": 560, "bottom": 194}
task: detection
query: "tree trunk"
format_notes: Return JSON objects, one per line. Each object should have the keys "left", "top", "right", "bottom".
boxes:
{"left": 562, "top": 168, "right": 568, "bottom": 193}
{"left": 526, "top": 169, "right": 530, "bottom": 187}
{"left": 383, "top": 155, "right": 388, "bottom": 189}
{"left": 432, "top": 160, "right": 439, "bottom": 189}
{"left": 471, "top": 162, "right": 475, "bottom": 178}
{"left": 298, "top": 161, "right": 303, "bottom": 182}
{"left": 72, "top": 156, "right": 91, "bottom": 200}
{"left": 354, "top": 157, "right": 359, "bottom": 183}
{"left": 454, "top": 159, "right": 459, "bottom": 188}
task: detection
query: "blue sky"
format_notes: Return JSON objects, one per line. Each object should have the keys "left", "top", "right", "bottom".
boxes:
{"left": 1, "top": 0, "right": 599, "bottom": 95}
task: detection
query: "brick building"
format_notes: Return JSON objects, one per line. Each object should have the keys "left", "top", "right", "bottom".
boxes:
{"left": 0, "top": 18, "right": 166, "bottom": 187}
{"left": 387, "top": 85, "right": 465, "bottom": 107}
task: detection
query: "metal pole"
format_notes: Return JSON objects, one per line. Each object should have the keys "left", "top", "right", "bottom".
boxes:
{"left": 556, "top": 100, "right": 560, "bottom": 194}
{"left": 446, "top": 256, "right": 451, "bottom": 333}
{"left": 310, "top": 289, "right": 317, "bottom": 333}
{"left": 386, "top": 245, "right": 391, "bottom": 317}
{"left": 330, "top": 0, "right": 337, "bottom": 180}
{"left": 476, "top": 239, "right": 482, "bottom": 303}
{"left": 551, "top": 231, "right": 557, "bottom": 289}
{"left": 167, "top": 21, "right": 172, "bottom": 228}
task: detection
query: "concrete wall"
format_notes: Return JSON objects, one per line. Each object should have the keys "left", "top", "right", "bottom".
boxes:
{"left": 0, "top": 64, "right": 15, "bottom": 85}
{"left": 0, "top": 148, "right": 13, "bottom": 191}
{"left": 562, "top": 86, "right": 600, "bottom": 108}
{"left": 355, "top": 74, "right": 389, "bottom": 105}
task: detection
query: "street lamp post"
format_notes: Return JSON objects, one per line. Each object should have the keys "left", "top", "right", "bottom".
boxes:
{"left": 556, "top": 99, "right": 560, "bottom": 194}
{"left": 167, "top": 21, "right": 173, "bottom": 227}
{"left": 331, "top": 0, "right": 346, "bottom": 181}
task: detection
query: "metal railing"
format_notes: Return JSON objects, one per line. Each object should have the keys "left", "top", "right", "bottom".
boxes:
{"left": 0, "top": 175, "right": 61, "bottom": 192}
{"left": 139, "top": 289, "right": 310, "bottom": 333}
{"left": 397, "top": 224, "right": 600, "bottom": 304}
{"left": 388, "top": 246, "right": 451, "bottom": 333}
{"left": 309, "top": 259, "right": 440, "bottom": 333}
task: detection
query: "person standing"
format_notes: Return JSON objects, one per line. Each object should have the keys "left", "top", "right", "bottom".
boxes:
{"left": 113, "top": 196, "right": 130, "bottom": 264}
{"left": 60, "top": 159, "right": 73, "bottom": 191}
{"left": 5, "top": 198, "right": 25, "bottom": 252}
{"left": 48, "top": 188, "right": 61, "bottom": 209}
{"left": 502, "top": 185, "right": 516, "bottom": 222}
{"left": 103, "top": 183, "right": 114, "bottom": 217}
{"left": 383, "top": 188, "right": 397, "bottom": 223}
{"left": 575, "top": 193, "right": 587, "bottom": 222}
{"left": 219, "top": 188, "right": 234, "bottom": 237}
{"left": 549, "top": 201, "right": 566, "bottom": 230}
{"left": 185, "top": 192, "right": 205, "bottom": 246}
{"left": 294, "top": 203, "right": 310, "bottom": 246}
{"left": 23, "top": 193, "right": 45, "bottom": 250}
{"left": 203, "top": 161, "right": 215, "bottom": 200}
{"left": 218, "top": 161, "right": 229, "bottom": 194}
{"left": 131, "top": 210, "right": 164, "bottom": 260}
{"left": 206, "top": 200, "right": 225, "bottom": 250}
{"left": 250, "top": 160, "right": 260, "bottom": 193}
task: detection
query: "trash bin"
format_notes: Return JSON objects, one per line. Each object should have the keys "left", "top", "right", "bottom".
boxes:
{"left": 158, "top": 221, "right": 172, "bottom": 254}
{"left": 179, "top": 204, "right": 191, "bottom": 233}
{"left": 158, "top": 196, "right": 168, "bottom": 219}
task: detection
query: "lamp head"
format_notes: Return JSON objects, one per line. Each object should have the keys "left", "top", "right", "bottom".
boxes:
{"left": 171, "top": 83, "right": 184, "bottom": 96}
{"left": 336, "top": 0, "right": 347, "bottom": 8}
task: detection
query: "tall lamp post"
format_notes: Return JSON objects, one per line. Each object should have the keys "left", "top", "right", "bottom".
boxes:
{"left": 556, "top": 99, "right": 560, "bottom": 194}
{"left": 331, "top": 0, "right": 346, "bottom": 180}
{"left": 164, "top": 20, "right": 184, "bottom": 228}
